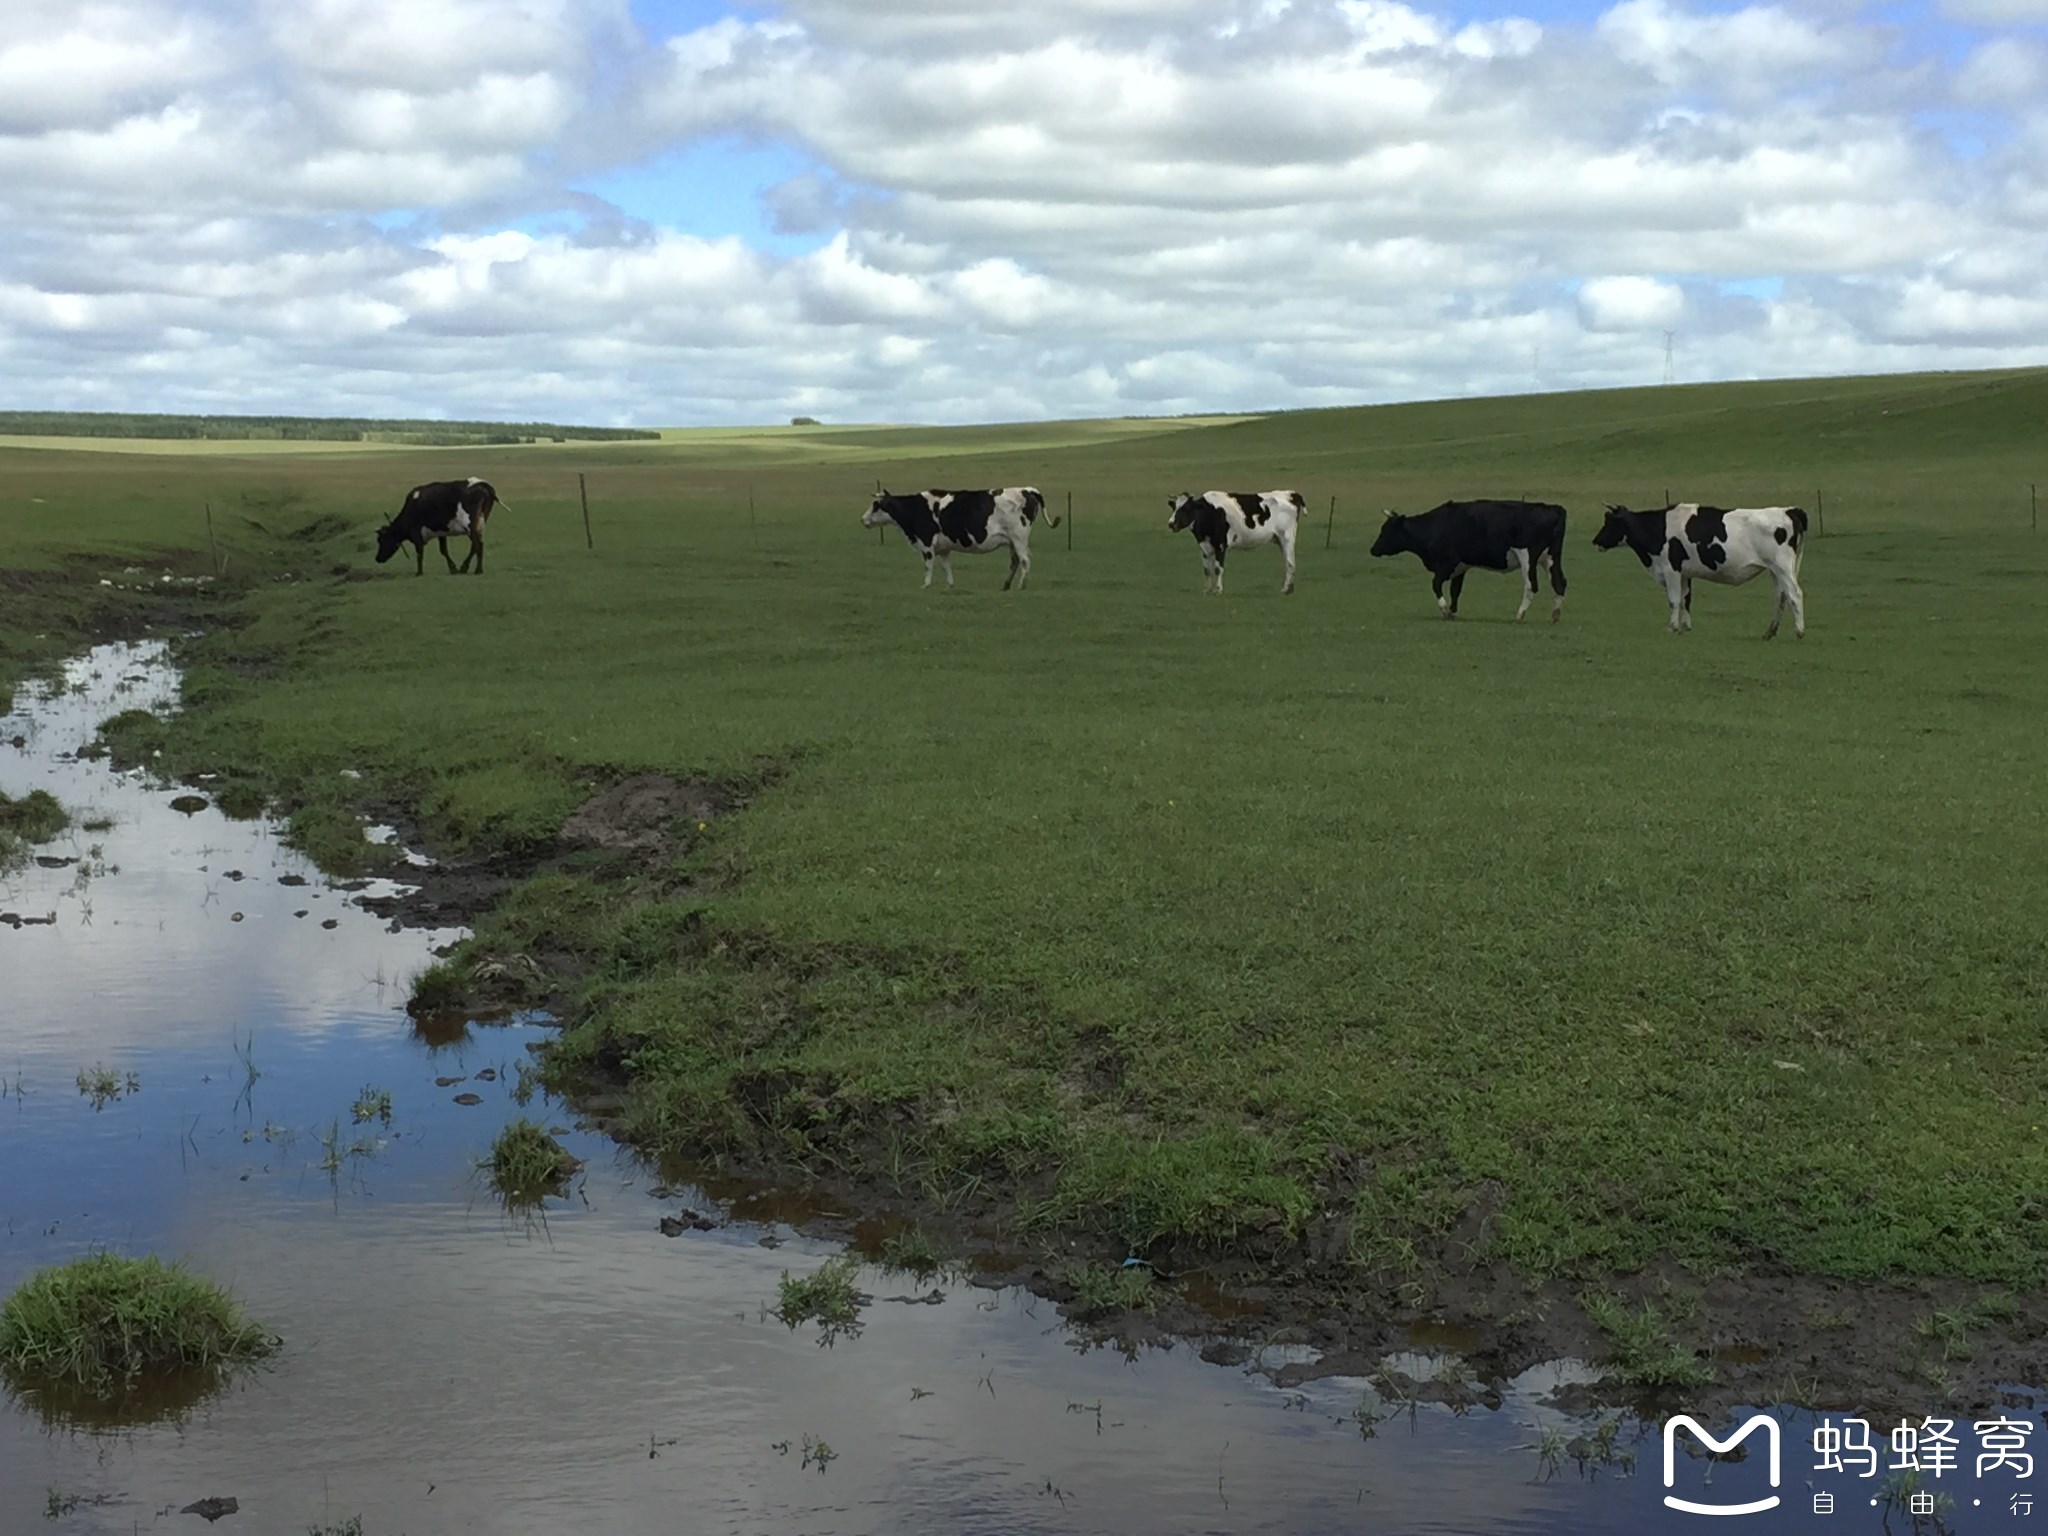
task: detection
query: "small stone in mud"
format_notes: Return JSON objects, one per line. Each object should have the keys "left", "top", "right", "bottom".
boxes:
{"left": 659, "top": 1215, "right": 686, "bottom": 1237}
{"left": 757, "top": 1232, "right": 783, "bottom": 1249}
{"left": 452, "top": 1092, "right": 483, "bottom": 1105}
{"left": 321, "top": 919, "right": 339, "bottom": 929}
{"left": 230, "top": 912, "right": 244, "bottom": 922}
{"left": 294, "top": 910, "right": 308, "bottom": 919}
{"left": 223, "top": 870, "right": 244, "bottom": 881}
{"left": 180, "top": 1496, "right": 239, "bottom": 1521}
{"left": 278, "top": 874, "right": 308, "bottom": 887}
{"left": 434, "top": 1076, "right": 465, "bottom": 1087}
{"left": 475, "top": 1068, "right": 498, "bottom": 1082}
{"left": 33, "top": 855, "right": 76, "bottom": 869}
{"left": 169, "top": 795, "right": 208, "bottom": 815}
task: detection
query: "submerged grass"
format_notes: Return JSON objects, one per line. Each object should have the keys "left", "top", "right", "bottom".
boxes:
{"left": 0, "top": 1254, "right": 276, "bottom": 1395}
{"left": 6, "top": 370, "right": 2048, "bottom": 1338}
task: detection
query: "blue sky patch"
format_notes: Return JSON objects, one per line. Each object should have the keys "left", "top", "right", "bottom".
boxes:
{"left": 579, "top": 139, "right": 834, "bottom": 256}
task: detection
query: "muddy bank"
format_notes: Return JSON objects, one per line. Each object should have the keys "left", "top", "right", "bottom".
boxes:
{"left": 339, "top": 774, "right": 2048, "bottom": 1422}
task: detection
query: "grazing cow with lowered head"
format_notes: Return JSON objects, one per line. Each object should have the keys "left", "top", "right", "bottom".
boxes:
{"left": 862, "top": 487, "right": 1056, "bottom": 589}
{"left": 1593, "top": 502, "right": 1807, "bottom": 638}
{"left": 376, "top": 478, "right": 505, "bottom": 576}
{"left": 1166, "top": 491, "right": 1304, "bottom": 595}
{"left": 1370, "top": 499, "right": 1569, "bottom": 621}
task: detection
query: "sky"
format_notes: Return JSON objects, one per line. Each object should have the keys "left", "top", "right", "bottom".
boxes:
{"left": 5, "top": 0, "right": 2048, "bottom": 427}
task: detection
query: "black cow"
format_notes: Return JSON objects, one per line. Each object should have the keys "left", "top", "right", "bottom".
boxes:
{"left": 1370, "top": 499, "right": 1569, "bottom": 622}
{"left": 861, "top": 486, "right": 1055, "bottom": 589}
{"left": 375, "top": 478, "right": 506, "bottom": 575}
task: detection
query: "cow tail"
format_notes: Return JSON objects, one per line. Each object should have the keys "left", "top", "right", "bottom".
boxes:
{"left": 1030, "top": 488, "right": 1060, "bottom": 529}
{"left": 1786, "top": 506, "right": 1809, "bottom": 561}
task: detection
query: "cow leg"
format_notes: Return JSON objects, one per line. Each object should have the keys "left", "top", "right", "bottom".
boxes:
{"left": 920, "top": 546, "right": 935, "bottom": 588}
{"left": 1198, "top": 544, "right": 1215, "bottom": 594}
{"left": 1279, "top": 529, "right": 1296, "bottom": 595}
{"left": 1682, "top": 579, "right": 1694, "bottom": 632}
{"left": 1014, "top": 546, "right": 1031, "bottom": 590}
{"left": 1513, "top": 549, "right": 1534, "bottom": 622}
{"left": 435, "top": 535, "right": 460, "bottom": 574}
{"left": 1548, "top": 548, "right": 1567, "bottom": 623}
{"left": 1213, "top": 544, "right": 1226, "bottom": 596}
{"left": 413, "top": 540, "right": 426, "bottom": 577}
{"left": 1004, "top": 549, "right": 1020, "bottom": 590}
{"left": 1447, "top": 571, "right": 1466, "bottom": 618}
{"left": 1432, "top": 572, "right": 1450, "bottom": 616}
{"left": 460, "top": 534, "right": 484, "bottom": 574}
{"left": 940, "top": 552, "right": 956, "bottom": 588}
{"left": 1663, "top": 572, "right": 1686, "bottom": 632}
{"left": 1766, "top": 564, "right": 1805, "bottom": 639}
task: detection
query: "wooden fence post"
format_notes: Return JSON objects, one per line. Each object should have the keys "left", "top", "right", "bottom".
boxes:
{"left": 1325, "top": 496, "right": 1335, "bottom": 550}
{"left": 578, "top": 473, "right": 594, "bottom": 550}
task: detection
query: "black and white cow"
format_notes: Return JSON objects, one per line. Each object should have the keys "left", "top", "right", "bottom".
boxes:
{"left": 1165, "top": 490, "right": 1304, "bottom": 595}
{"left": 375, "top": 478, "right": 506, "bottom": 576}
{"left": 1593, "top": 503, "right": 1807, "bottom": 638}
{"left": 1369, "top": 499, "right": 1569, "bottom": 621}
{"left": 861, "top": 487, "right": 1056, "bottom": 589}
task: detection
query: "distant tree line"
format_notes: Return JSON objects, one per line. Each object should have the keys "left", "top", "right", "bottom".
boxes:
{"left": 0, "top": 411, "right": 661, "bottom": 444}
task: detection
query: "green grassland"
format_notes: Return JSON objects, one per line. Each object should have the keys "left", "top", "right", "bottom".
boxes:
{"left": 5, "top": 369, "right": 2048, "bottom": 1341}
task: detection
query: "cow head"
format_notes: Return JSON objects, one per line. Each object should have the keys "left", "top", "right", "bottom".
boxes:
{"left": 862, "top": 491, "right": 895, "bottom": 529}
{"left": 1166, "top": 494, "right": 1196, "bottom": 531}
{"left": 1592, "top": 505, "right": 1635, "bottom": 551}
{"left": 373, "top": 521, "right": 403, "bottom": 563}
{"left": 1369, "top": 512, "right": 1411, "bottom": 558}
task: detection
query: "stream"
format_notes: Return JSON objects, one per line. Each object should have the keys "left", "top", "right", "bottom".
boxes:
{"left": 1, "top": 643, "right": 2027, "bottom": 1534}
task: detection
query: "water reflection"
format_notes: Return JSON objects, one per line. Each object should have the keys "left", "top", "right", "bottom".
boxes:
{"left": 2, "top": 646, "right": 2019, "bottom": 1533}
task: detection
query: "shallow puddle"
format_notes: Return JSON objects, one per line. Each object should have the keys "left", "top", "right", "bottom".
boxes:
{"left": 1, "top": 644, "right": 2031, "bottom": 1533}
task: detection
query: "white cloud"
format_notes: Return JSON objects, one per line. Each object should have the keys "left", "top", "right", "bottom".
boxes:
{"left": 1579, "top": 275, "right": 1685, "bottom": 331}
{"left": 0, "top": 0, "right": 2045, "bottom": 424}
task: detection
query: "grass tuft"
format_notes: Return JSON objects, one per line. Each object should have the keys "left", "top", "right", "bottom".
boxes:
{"left": 74, "top": 1064, "right": 139, "bottom": 1110}
{"left": 776, "top": 1255, "right": 866, "bottom": 1346}
{"left": 878, "top": 1226, "right": 949, "bottom": 1280}
{"left": 0, "top": 1254, "right": 276, "bottom": 1396}
{"left": 0, "top": 789, "right": 68, "bottom": 869}
{"left": 1581, "top": 1291, "right": 1714, "bottom": 1390}
{"left": 350, "top": 1085, "right": 393, "bottom": 1125}
{"left": 484, "top": 1118, "right": 581, "bottom": 1203}
{"left": 1060, "top": 1261, "right": 1159, "bottom": 1320}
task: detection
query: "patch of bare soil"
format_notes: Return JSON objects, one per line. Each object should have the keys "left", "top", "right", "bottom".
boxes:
{"left": 360, "top": 766, "right": 782, "bottom": 1017}
{"left": 557, "top": 773, "right": 735, "bottom": 854}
